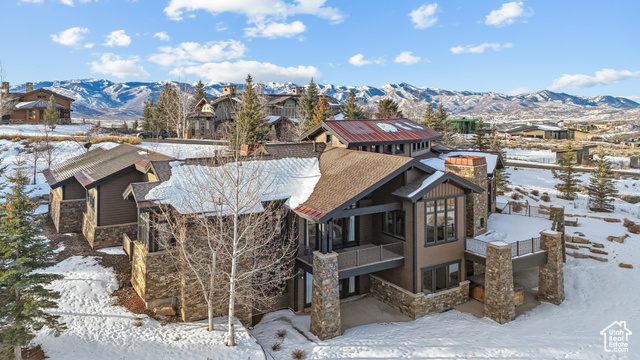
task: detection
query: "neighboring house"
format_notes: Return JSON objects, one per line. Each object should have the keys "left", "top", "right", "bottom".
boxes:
{"left": 449, "top": 118, "right": 490, "bottom": 134}
{"left": 187, "top": 96, "right": 217, "bottom": 139}
{"left": 567, "top": 128, "right": 593, "bottom": 140}
{"left": 1, "top": 82, "right": 74, "bottom": 124}
{"left": 506, "top": 124, "right": 568, "bottom": 140}
{"left": 555, "top": 144, "right": 596, "bottom": 165}
{"left": 44, "top": 143, "right": 172, "bottom": 249}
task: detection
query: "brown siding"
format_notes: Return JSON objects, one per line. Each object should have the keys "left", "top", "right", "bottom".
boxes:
{"left": 424, "top": 182, "right": 464, "bottom": 198}
{"left": 98, "top": 170, "right": 144, "bottom": 226}
{"left": 63, "top": 179, "right": 86, "bottom": 200}
{"left": 314, "top": 132, "right": 346, "bottom": 147}
{"left": 21, "top": 90, "right": 72, "bottom": 109}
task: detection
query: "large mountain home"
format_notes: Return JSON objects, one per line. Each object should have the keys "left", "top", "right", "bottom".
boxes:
{"left": 46, "top": 119, "right": 565, "bottom": 340}
{"left": 1, "top": 82, "right": 74, "bottom": 124}
{"left": 44, "top": 143, "right": 172, "bottom": 249}
{"left": 187, "top": 85, "right": 342, "bottom": 141}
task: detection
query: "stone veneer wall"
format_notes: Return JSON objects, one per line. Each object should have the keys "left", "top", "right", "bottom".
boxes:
{"left": 484, "top": 241, "right": 515, "bottom": 324}
{"left": 82, "top": 213, "right": 137, "bottom": 249}
{"left": 444, "top": 163, "right": 488, "bottom": 238}
{"left": 49, "top": 190, "right": 85, "bottom": 233}
{"left": 310, "top": 251, "right": 341, "bottom": 340}
{"left": 549, "top": 206, "right": 566, "bottom": 262}
{"left": 538, "top": 230, "right": 565, "bottom": 305}
{"left": 130, "top": 239, "right": 176, "bottom": 309}
{"left": 370, "top": 275, "right": 470, "bottom": 319}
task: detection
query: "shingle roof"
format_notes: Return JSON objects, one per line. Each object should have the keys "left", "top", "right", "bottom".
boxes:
{"left": 293, "top": 147, "right": 416, "bottom": 221}
{"left": 43, "top": 143, "right": 172, "bottom": 189}
{"left": 129, "top": 181, "right": 161, "bottom": 201}
{"left": 392, "top": 171, "right": 483, "bottom": 202}
{"left": 303, "top": 119, "right": 442, "bottom": 146}
{"left": 261, "top": 142, "right": 326, "bottom": 159}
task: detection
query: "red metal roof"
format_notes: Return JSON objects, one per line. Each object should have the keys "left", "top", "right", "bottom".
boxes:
{"left": 293, "top": 205, "right": 327, "bottom": 221}
{"left": 323, "top": 119, "right": 441, "bottom": 145}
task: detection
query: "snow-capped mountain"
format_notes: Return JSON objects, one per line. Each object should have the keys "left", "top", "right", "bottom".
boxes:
{"left": 10, "top": 79, "right": 640, "bottom": 122}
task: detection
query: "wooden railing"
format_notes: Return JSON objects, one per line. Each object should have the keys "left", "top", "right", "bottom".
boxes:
{"left": 337, "top": 242, "right": 403, "bottom": 270}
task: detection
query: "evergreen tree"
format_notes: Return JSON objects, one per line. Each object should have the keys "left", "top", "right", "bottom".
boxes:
{"left": 376, "top": 99, "right": 403, "bottom": 119}
{"left": 341, "top": 90, "right": 365, "bottom": 120}
{"left": 310, "top": 94, "right": 331, "bottom": 128}
{"left": 472, "top": 118, "right": 489, "bottom": 151}
{"left": 587, "top": 150, "right": 617, "bottom": 211}
{"left": 132, "top": 119, "right": 139, "bottom": 131}
{"left": 435, "top": 103, "right": 450, "bottom": 133}
{"left": 296, "top": 78, "right": 319, "bottom": 128}
{"left": 0, "top": 169, "right": 65, "bottom": 360}
{"left": 490, "top": 126, "right": 510, "bottom": 194}
{"left": 231, "top": 74, "right": 268, "bottom": 147}
{"left": 43, "top": 95, "right": 60, "bottom": 130}
{"left": 157, "top": 82, "right": 176, "bottom": 130}
{"left": 191, "top": 80, "right": 207, "bottom": 111}
{"left": 554, "top": 140, "right": 581, "bottom": 200}
{"left": 141, "top": 99, "right": 160, "bottom": 131}
{"left": 422, "top": 102, "right": 436, "bottom": 129}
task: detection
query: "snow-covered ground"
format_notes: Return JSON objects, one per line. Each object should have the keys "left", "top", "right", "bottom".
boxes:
{"left": 506, "top": 147, "right": 632, "bottom": 168}
{"left": 34, "top": 256, "right": 264, "bottom": 360}
{"left": 138, "top": 141, "right": 226, "bottom": 159}
{"left": 0, "top": 123, "right": 94, "bottom": 137}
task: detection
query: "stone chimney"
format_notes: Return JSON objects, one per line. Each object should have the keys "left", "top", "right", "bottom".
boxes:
{"left": 1, "top": 82, "right": 8, "bottom": 94}
{"left": 444, "top": 155, "right": 488, "bottom": 238}
{"left": 292, "top": 86, "right": 305, "bottom": 96}
{"left": 26, "top": 82, "right": 34, "bottom": 93}
{"left": 222, "top": 84, "right": 237, "bottom": 96}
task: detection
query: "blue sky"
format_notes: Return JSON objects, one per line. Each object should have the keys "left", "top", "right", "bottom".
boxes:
{"left": 2, "top": 0, "right": 639, "bottom": 100}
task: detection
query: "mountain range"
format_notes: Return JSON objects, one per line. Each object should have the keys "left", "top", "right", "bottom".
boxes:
{"left": 10, "top": 79, "right": 640, "bottom": 122}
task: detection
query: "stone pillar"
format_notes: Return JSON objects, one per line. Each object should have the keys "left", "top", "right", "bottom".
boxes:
{"left": 549, "top": 206, "right": 566, "bottom": 262}
{"left": 310, "top": 251, "right": 341, "bottom": 340}
{"left": 538, "top": 230, "right": 565, "bottom": 305}
{"left": 473, "top": 262, "right": 486, "bottom": 275}
{"left": 484, "top": 241, "right": 515, "bottom": 324}
{"left": 444, "top": 155, "right": 488, "bottom": 238}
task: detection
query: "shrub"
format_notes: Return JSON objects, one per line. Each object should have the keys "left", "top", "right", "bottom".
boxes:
{"left": 628, "top": 225, "right": 640, "bottom": 234}
{"left": 11, "top": 136, "right": 22, "bottom": 142}
{"left": 510, "top": 193, "right": 521, "bottom": 200}
{"left": 276, "top": 329, "right": 287, "bottom": 339}
{"left": 619, "top": 194, "right": 640, "bottom": 204}
{"left": 291, "top": 349, "right": 306, "bottom": 360}
{"left": 90, "top": 136, "right": 141, "bottom": 145}
{"left": 531, "top": 189, "right": 539, "bottom": 196}
{"left": 511, "top": 202, "right": 523, "bottom": 213}
{"left": 73, "top": 132, "right": 85, "bottom": 136}
{"left": 133, "top": 320, "right": 143, "bottom": 327}
{"left": 540, "top": 194, "right": 551, "bottom": 202}
{"left": 623, "top": 218, "right": 635, "bottom": 228}
{"left": 272, "top": 343, "right": 282, "bottom": 351}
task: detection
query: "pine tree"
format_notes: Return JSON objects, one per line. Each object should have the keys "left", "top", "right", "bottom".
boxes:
{"left": 435, "top": 103, "right": 449, "bottom": 133}
{"left": 0, "top": 169, "right": 65, "bottom": 360}
{"left": 191, "top": 80, "right": 207, "bottom": 111}
{"left": 231, "top": 74, "right": 268, "bottom": 147}
{"left": 132, "top": 119, "right": 139, "bottom": 131}
{"left": 377, "top": 99, "right": 403, "bottom": 119}
{"left": 490, "top": 126, "right": 510, "bottom": 194}
{"left": 141, "top": 99, "right": 159, "bottom": 131}
{"left": 587, "top": 150, "right": 617, "bottom": 211}
{"left": 472, "top": 118, "right": 489, "bottom": 151}
{"left": 43, "top": 95, "right": 60, "bottom": 130}
{"left": 157, "top": 82, "right": 176, "bottom": 130}
{"left": 310, "top": 94, "right": 331, "bottom": 128}
{"left": 422, "top": 102, "right": 436, "bottom": 129}
{"left": 554, "top": 140, "right": 581, "bottom": 200}
{"left": 341, "top": 90, "right": 365, "bottom": 120}
{"left": 296, "top": 78, "right": 319, "bottom": 130}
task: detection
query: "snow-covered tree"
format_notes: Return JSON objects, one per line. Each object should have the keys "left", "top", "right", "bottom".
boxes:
{"left": 587, "top": 150, "right": 617, "bottom": 211}
{"left": 0, "top": 168, "right": 65, "bottom": 360}
{"left": 554, "top": 140, "right": 581, "bottom": 200}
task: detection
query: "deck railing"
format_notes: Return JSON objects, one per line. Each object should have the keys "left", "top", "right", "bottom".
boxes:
{"left": 466, "top": 237, "right": 542, "bottom": 259}
{"left": 337, "top": 242, "right": 404, "bottom": 270}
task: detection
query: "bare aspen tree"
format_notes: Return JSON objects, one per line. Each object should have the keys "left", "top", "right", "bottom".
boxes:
{"left": 162, "top": 80, "right": 193, "bottom": 139}
{"left": 0, "top": 62, "right": 15, "bottom": 121}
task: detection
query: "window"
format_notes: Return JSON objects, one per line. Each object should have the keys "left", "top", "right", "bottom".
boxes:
{"left": 305, "top": 220, "right": 317, "bottom": 250}
{"left": 384, "top": 145, "right": 393, "bottom": 154}
{"left": 425, "top": 198, "right": 457, "bottom": 246}
{"left": 325, "top": 134, "right": 332, "bottom": 144}
{"left": 138, "top": 212, "right": 150, "bottom": 250}
{"left": 382, "top": 210, "right": 405, "bottom": 239}
{"left": 87, "top": 191, "right": 96, "bottom": 210}
{"left": 284, "top": 103, "right": 295, "bottom": 117}
{"left": 332, "top": 215, "right": 356, "bottom": 249}
{"left": 395, "top": 144, "right": 405, "bottom": 154}
{"left": 421, "top": 261, "right": 460, "bottom": 294}
{"left": 370, "top": 145, "right": 378, "bottom": 153}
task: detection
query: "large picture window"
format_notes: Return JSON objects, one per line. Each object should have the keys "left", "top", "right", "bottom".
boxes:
{"left": 421, "top": 261, "right": 460, "bottom": 294}
{"left": 305, "top": 220, "right": 317, "bottom": 250}
{"left": 382, "top": 210, "right": 405, "bottom": 239}
{"left": 425, "top": 198, "right": 457, "bottom": 246}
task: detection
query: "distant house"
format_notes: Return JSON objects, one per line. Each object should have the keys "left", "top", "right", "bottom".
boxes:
{"left": 506, "top": 124, "right": 568, "bottom": 140}
{"left": 1, "top": 82, "right": 74, "bottom": 124}
{"left": 187, "top": 96, "right": 217, "bottom": 139}
{"left": 555, "top": 144, "right": 596, "bottom": 165}
{"left": 449, "top": 118, "right": 489, "bottom": 134}
{"left": 568, "top": 128, "right": 593, "bottom": 141}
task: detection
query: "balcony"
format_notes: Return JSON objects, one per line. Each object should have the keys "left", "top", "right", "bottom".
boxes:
{"left": 464, "top": 237, "right": 548, "bottom": 271}
{"left": 298, "top": 242, "right": 404, "bottom": 279}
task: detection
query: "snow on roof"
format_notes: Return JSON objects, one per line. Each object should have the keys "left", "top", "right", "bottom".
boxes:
{"left": 408, "top": 171, "right": 445, "bottom": 198}
{"left": 267, "top": 115, "right": 281, "bottom": 123}
{"left": 146, "top": 157, "right": 321, "bottom": 215}
{"left": 420, "top": 151, "right": 499, "bottom": 174}
{"left": 334, "top": 113, "right": 344, "bottom": 120}
{"left": 536, "top": 124, "right": 564, "bottom": 131}
{"left": 376, "top": 123, "right": 399, "bottom": 132}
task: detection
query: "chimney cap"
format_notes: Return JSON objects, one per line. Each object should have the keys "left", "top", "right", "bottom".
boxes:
{"left": 445, "top": 155, "right": 486, "bottom": 166}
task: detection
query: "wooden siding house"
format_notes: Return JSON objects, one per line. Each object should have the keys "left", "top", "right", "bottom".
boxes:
{"left": 1, "top": 82, "right": 74, "bottom": 124}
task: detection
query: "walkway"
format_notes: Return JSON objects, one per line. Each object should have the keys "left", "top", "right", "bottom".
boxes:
{"left": 340, "top": 296, "right": 412, "bottom": 332}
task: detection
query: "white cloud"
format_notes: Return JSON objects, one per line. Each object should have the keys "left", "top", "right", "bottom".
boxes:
{"left": 409, "top": 3, "right": 438, "bottom": 29}
{"left": 216, "top": 22, "right": 228, "bottom": 31}
{"left": 547, "top": 69, "right": 640, "bottom": 91}
{"left": 19, "top": 0, "right": 44, "bottom": 3}
{"left": 450, "top": 42, "right": 512, "bottom": 54}
{"left": 149, "top": 40, "right": 247, "bottom": 67}
{"left": 84, "top": 43, "right": 94, "bottom": 49}
{"left": 507, "top": 87, "right": 529, "bottom": 95}
{"left": 485, "top": 1, "right": 532, "bottom": 27}
{"left": 89, "top": 53, "right": 150, "bottom": 79}
{"left": 103, "top": 30, "right": 132, "bottom": 47}
{"left": 394, "top": 51, "right": 422, "bottom": 65}
{"left": 60, "top": 0, "right": 92, "bottom": 5}
{"left": 349, "top": 54, "right": 385, "bottom": 67}
{"left": 245, "top": 20, "right": 306, "bottom": 38}
{"left": 51, "top": 27, "right": 89, "bottom": 46}
{"left": 164, "top": 0, "right": 344, "bottom": 24}
{"left": 173, "top": 60, "right": 321, "bottom": 83}
{"left": 153, "top": 32, "right": 170, "bottom": 41}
